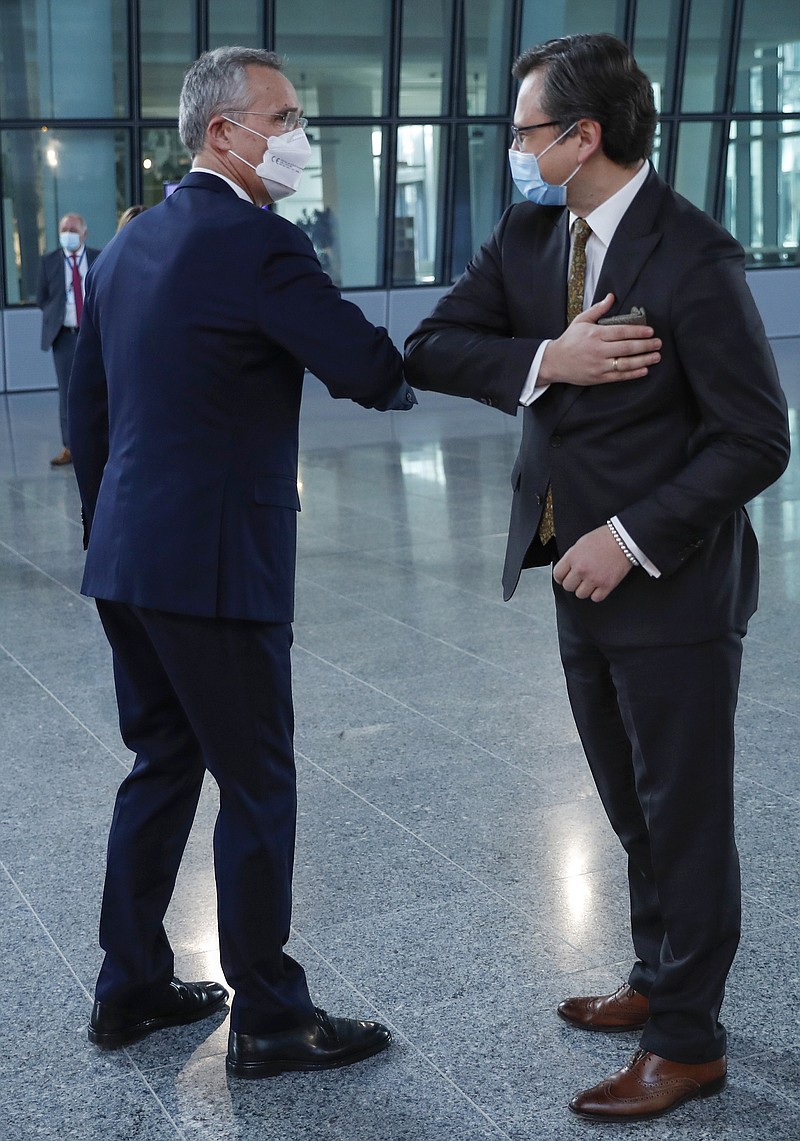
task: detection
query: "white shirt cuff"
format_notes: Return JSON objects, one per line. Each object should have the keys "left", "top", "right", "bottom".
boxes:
{"left": 519, "top": 341, "right": 551, "bottom": 405}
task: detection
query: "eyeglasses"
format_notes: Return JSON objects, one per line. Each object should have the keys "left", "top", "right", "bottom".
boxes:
{"left": 510, "top": 120, "right": 560, "bottom": 145}
{"left": 226, "top": 109, "right": 308, "bottom": 133}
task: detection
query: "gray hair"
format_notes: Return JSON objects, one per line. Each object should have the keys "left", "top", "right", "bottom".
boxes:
{"left": 178, "top": 46, "right": 283, "bottom": 156}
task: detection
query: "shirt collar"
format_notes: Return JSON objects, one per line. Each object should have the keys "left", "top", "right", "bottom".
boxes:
{"left": 570, "top": 160, "right": 650, "bottom": 248}
{"left": 191, "top": 166, "right": 254, "bottom": 204}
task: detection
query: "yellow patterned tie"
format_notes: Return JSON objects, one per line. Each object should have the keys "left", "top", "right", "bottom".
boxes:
{"left": 538, "top": 218, "right": 592, "bottom": 545}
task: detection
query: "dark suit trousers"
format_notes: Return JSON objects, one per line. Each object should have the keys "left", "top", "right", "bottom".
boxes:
{"left": 94, "top": 600, "right": 314, "bottom": 1034}
{"left": 52, "top": 328, "right": 79, "bottom": 447}
{"left": 555, "top": 596, "right": 742, "bottom": 1063}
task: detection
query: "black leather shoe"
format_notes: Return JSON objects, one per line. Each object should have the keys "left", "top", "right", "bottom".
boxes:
{"left": 226, "top": 1007, "right": 391, "bottom": 1078}
{"left": 88, "top": 977, "right": 229, "bottom": 1048}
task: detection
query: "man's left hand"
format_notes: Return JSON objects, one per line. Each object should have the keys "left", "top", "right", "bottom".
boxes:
{"left": 553, "top": 525, "right": 634, "bottom": 602}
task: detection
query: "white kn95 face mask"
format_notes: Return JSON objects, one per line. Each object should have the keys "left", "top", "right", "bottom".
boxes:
{"left": 224, "top": 117, "right": 312, "bottom": 201}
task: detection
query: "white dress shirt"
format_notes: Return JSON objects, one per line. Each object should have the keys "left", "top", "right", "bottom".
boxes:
{"left": 63, "top": 245, "right": 89, "bottom": 328}
{"left": 517, "top": 161, "right": 659, "bottom": 575}
{"left": 192, "top": 166, "right": 255, "bottom": 203}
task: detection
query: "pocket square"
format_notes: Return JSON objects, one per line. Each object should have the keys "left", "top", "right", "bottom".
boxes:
{"left": 597, "top": 306, "right": 647, "bottom": 326}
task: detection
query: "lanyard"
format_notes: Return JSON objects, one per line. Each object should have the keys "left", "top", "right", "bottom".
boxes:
{"left": 64, "top": 247, "right": 86, "bottom": 270}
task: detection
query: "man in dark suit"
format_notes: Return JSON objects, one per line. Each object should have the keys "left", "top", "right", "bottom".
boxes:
{"left": 69, "top": 46, "right": 415, "bottom": 1078}
{"left": 405, "top": 33, "right": 790, "bottom": 1123}
{"left": 36, "top": 213, "right": 101, "bottom": 466}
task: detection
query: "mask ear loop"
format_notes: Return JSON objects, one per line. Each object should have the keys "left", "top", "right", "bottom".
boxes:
{"left": 229, "top": 151, "right": 257, "bottom": 171}
{"left": 535, "top": 121, "right": 579, "bottom": 162}
{"left": 221, "top": 117, "right": 270, "bottom": 173}
{"left": 221, "top": 115, "right": 270, "bottom": 144}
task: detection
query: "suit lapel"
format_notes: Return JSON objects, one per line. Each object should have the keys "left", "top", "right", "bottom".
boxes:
{"left": 533, "top": 206, "right": 570, "bottom": 335}
{"left": 49, "top": 250, "right": 63, "bottom": 289}
{"left": 550, "top": 168, "right": 666, "bottom": 426}
{"left": 593, "top": 166, "right": 664, "bottom": 308}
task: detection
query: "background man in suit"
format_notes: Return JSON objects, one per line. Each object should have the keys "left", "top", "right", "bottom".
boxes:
{"left": 405, "top": 33, "right": 790, "bottom": 1123}
{"left": 69, "top": 46, "right": 415, "bottom": 1078}
{"left": 36, "top": 213, "right": 101, "bottom": 466}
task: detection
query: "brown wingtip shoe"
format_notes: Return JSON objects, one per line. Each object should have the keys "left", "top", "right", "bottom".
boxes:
{"left": 569, "top": 1049, "right": 727, "bottom": 1121}
{"left": 557, "top": 981, "right": 649, "bottom": 1032}
{"left": 50, "top": 447, "right": 72, "bottom": 466}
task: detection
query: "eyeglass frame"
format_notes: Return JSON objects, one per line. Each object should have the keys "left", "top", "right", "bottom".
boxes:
{"left": 510, "top": 119, "right": 560, "bottom": 146}
{"left": 224, "top": 109, "right": 309, "bottom": 133}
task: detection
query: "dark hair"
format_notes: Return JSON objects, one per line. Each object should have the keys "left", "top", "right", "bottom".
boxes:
{"left": 512, "top": 33, "right": 657, "bottom": 166}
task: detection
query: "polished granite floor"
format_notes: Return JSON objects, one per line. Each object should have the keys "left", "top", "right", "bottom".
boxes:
{"left": 1, "top": 341, "right": 799, "bottom": 1140}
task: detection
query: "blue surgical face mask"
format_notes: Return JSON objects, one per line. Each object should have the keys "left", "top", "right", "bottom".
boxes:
{"left": 59, "top": 230, "right": 81, "bottom": 252}
{"left": 508, "top": 123, "right": 580, "bottom": 206}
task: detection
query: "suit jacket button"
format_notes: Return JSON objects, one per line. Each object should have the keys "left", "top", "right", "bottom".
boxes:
{"left": 550, "top": 435, "right": 562, "bottom": 447}
{"left": 536, "top": 494, "right": 543, "bottom": 505}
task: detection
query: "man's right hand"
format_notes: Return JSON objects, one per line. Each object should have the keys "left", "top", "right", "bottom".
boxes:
{"left": 356, "top": 381, "right": 417, "bottom": 411}
{"left": 539, "top": 293, "right": 661, "bottom": 386}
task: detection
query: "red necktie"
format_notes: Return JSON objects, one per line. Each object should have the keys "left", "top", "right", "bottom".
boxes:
{"left": 70, "top": 253, "right": 83, "bottom": 326}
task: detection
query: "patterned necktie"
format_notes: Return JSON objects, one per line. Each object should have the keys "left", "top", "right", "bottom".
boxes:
{"left": 538, "top": 218, "right": 592, "bottom": 546}
{"left": 70, "top": 253, "right": 83, "bottom": 326}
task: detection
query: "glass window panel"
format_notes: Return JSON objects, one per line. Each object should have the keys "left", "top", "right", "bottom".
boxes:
{"left": 1, "top": 128, "right": 129, "bottom": 305}
{"left": 399, "top": 0, "right": 454, "bottom": 117}
{"left": 632, "top": 0, "right": 681, "bottom": 115}
{"left": 519, "top": 0, "right": 624, "bottom": 48}
{"left": 275, "top": 0, "right": 390, "bottom": 117}
{"left": 681, "top": 0, "right": 731, "bottom": 112}
{"left": 209, "top": 0, "right": 264, "bottom": 49}
{"left": 394, "top": 124, "right": 443, "bottom": 285}
{"left": 650, "top": 121, "right": 668, "bottom": 176}
{"left": 451, "top": 124, "right": 507, "bottom": 279}
{"left": 735, "top": 1, "right": 800, "bottom": 113}
{"left": 275, "top": 125, "right": 384, "bottom": 289}
{"left": 462, "top": 0, "right": 514, "bottom": 116}
{"left": 0, "top": 0, "right": 128, "bottom": 119}
{"left": 140, "top": 128, "right": 192, "bottom": 208}
{"left": 139, "top": 0, "right": 197, "bottom": 119}
{"left": 674, "top": 121, "right": 721, "bottom": 215}
{"left": 724, "top": 119, "right": 800, "bottom": 266}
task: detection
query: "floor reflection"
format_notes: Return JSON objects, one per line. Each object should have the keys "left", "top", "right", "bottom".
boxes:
{"left": 0, "top": 339, "right": 798, "bottom": 1139}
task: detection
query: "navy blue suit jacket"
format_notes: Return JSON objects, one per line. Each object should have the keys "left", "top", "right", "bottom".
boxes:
{"left": 405, "top": 168, "right": 790, "bottom": 645}
{"left": 36, "top": 245, "right": 101, "bottom": 349}
{"left": 69, "top": 172, "right": 411, "bottom": 622}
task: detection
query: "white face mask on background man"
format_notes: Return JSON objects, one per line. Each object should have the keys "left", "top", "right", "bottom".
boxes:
{"left": 223, "top": 117, "right": 312, "bottom": 201}
{"left": 59, "top": 230, "right": 82, "bottom": 252}
{"left": 508, "top": 123, "right": 580, "bottom": 206}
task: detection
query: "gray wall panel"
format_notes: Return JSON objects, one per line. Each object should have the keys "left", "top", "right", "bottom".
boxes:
{"left": 4, "top": 308, "right": 55, "bottom": 391}
{"left": 341, "top": 290, "right": 389, "bottom": 332}
{"left": 387, "top": 287, "right": 448, "bottom": 349}
{"left": 746, "top": 269, "right": 800, "bottom": 339}
{"left": 0, "top": 267, "right": 796, "bottom": 399}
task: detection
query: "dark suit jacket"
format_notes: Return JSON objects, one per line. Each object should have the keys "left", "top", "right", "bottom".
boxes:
{"left": 68, "top": 172, "right": 412, "bottom": 623}
{"left": 405, "top": 167, "right": 790, "bottom": 646}
{"left": 36, "top": 245, "right": 101, "bottom": 349}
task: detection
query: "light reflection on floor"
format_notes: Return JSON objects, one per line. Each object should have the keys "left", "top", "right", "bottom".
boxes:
{"left": 1, "top": 343, "right": 798, "bottom": 1138}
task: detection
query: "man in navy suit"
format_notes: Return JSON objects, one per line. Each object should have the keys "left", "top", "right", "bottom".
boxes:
{"left": 69, "top": 46, "right": 414, "bottom": 1078}
{"left": 36, "top": 213, "right": 100, "bottom": 466}
{"left": 405, "top": 34, "right": 789, "bottom": 1122}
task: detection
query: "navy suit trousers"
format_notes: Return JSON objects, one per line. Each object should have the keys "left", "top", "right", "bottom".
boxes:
{"left": 94, "top": 601, "right": 314, "bottom": 1034}
{"left": 52, "top": 327, "right": 79, "bottom": 447}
